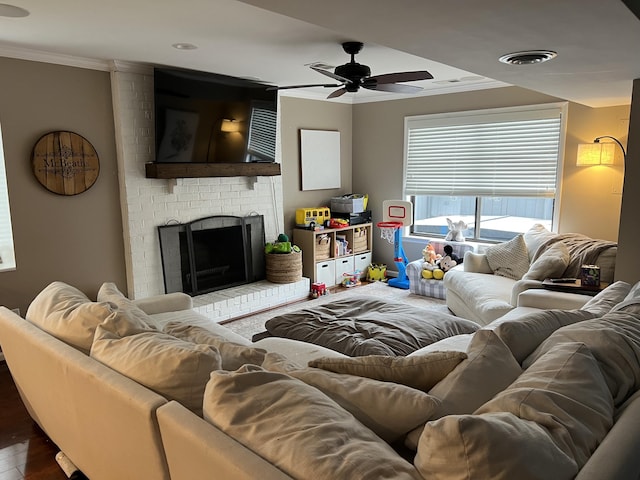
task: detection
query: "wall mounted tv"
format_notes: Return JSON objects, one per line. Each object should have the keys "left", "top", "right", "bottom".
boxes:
{"left": 154, "top": 67, "right": 277, "bottom": 164}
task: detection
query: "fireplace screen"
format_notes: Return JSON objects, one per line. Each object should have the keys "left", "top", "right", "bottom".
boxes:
{"left": 158, "top": 215, "right": 265, "bottom": 296}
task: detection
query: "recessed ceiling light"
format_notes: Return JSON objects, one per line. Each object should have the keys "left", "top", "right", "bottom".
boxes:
{"left": 172, "top": 43, "right": 198, "bottom": 51}
{"left": 498, "top": 50, "right": 557, "bottom": 65}
{"left": 0, "top": 3, "right": 29, "bottom": 17}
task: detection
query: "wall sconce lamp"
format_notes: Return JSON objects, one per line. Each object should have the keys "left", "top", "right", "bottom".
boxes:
{"left": 220, "top": 118, "right": 240, "bottom": 133}
{"left": 576, "top": 136, "right": 627, "bottom": 166}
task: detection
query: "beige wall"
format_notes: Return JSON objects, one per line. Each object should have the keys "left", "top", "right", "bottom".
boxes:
{"left": 279, "top": 96, "right": 352, "bottom": 239}
{"left": 0, "top": 57, "right": 126, "bottom": 314}
{"left": 616, "top": 78, "right": 640, "bottom": 284}
{"left": 351, "top": 86, "right": 629, "bottom": 268}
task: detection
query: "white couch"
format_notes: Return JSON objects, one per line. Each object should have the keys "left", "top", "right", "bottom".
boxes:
{"left": 1, "top": 280, "right": 640, "bottom": 479}
{"left": 443, "top": 224, "right": 618, "bottom": 325}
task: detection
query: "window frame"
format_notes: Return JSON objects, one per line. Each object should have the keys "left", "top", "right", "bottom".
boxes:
{"left": 0, "top": 122, "right": 15, "bottom": 272}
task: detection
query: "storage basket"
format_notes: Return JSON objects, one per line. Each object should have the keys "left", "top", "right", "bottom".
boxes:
{"left": 265, "top": 251, "right": 303, "bottom": 284}
{"left": 353, "top": 228, "right": 368, "bottom": 253}
{"left": 315, "top": 235, "right": 331, "bottom": 260}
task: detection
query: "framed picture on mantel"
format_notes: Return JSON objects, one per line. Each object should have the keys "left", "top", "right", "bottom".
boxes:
{"left": 299, "top": 129, "right": 340, "bottom": 190}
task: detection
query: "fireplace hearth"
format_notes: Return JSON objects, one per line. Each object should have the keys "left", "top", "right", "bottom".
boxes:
{"left": 158, "top": 215, "right": 265, "bottom": 296}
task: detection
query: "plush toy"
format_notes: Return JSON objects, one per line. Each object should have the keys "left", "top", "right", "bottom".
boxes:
{"left": 443, "top": 244, "right": 462, "bottom": 264}
{"left": 422, "top": 243, "right": 442, "bottom": 265}
{"left": 445, "top": 218, "right": 467, "bottom": 242}
{"left": 422, "top": 261, "right": 444, "bottom": 280}
{"left": 438, "top": 255, "right": 457, "bottom": 273}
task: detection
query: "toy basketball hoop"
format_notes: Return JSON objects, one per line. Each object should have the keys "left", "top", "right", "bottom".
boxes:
{"left": 377, "top": 221, "right": 403, "bottom": 244}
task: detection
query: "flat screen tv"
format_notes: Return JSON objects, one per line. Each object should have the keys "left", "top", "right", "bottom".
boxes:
{"left": 153, "top": 67, "right": 277, "bottom": 164}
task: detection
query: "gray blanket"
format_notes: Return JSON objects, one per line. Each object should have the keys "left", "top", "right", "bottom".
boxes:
{"left": 264, "top": 296, "right": 480, "bottom": 357}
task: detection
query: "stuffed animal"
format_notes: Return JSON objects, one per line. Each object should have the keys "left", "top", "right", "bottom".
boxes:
{"left": 445, "top": 218, "right": 467, "bottom": 242}
{"left": 443, "top": 244, "right": 462, "bottom": 264}
{"left": 422, "top": 261, "right": 444, "bottom": 280}
{"left": 422, "top": 243, "right": 442, "bottom": 265}
{"left": 438, "top": 254, "right": 457, "bottom": 272}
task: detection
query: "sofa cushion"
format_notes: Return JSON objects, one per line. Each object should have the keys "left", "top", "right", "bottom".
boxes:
{"left": 478, "top": 342, "right": 613, "bottom": 469}
{"left": 203, "top": 365, "right": 422, "bottom": 480}
{"left": 308, "top": 351, "right": 466, "bottom": 392}
{"left": 492, "top": 309, "right": 597, "bottom": 363}
{"left": 163, "top": 321, "right": 266, "bottom": 371}
{"left": 97, "top": 282, "right": 159, "bottom": 330}
{"left": 610, "top": 280, "right": 640, "bottom": 315}
{"left": 148, "top": 309, "right": 251, "bottom": 345}
{"left": 91, "top": 324, "right": 221, "bottom": 416}
{"left": 262, "top": 352, "right": 440, "bottom": 443}
{"left": 26, "top": 281, "right": 115, "bottom": 354}
{"left": 414, "top": 412, "right": 577, "bottom": 480}
{"left": 582, "top": 280, "right": 632, "bottom": 316}
{"left": 521, "top": 242, "right": 570, "bottom": 281}
{"left": 428, "top": 329, "right": 522, "bottom": 417}
{"left": 485, "top": 234, "right": 530, "bottom": 280}
{"left": 523, "top": 312, "right": 640, "bottom": 406}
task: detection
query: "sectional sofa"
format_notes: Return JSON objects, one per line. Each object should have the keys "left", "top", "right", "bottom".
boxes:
{"left": 1, "top": 280, "right": 640, "bottom": 479}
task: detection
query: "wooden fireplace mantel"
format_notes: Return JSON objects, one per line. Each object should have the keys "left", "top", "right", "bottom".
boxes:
{"left": 145, "top": 162, "right": 281, "bottom": 179}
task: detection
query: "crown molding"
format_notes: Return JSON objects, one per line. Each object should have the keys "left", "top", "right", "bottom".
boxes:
{"left": 0, "top": 44, "right": 111, "bottom": 71}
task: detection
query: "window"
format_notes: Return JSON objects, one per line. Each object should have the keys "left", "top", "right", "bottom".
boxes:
{"left": 404, "top": 104, "right": 565, "bottom": 242}
{"left": 0, "top": 123, "right": 15, "bottom": 271}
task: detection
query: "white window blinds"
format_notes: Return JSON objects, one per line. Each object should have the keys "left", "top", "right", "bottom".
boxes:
{"left": 0, "top": 123, "right": 15, "bottom": 271}
{"left": 404, "top": 105, "right": 563, "bottom": 197}
{"left": 246, "top": 105, "right": 277, "bottom": 162}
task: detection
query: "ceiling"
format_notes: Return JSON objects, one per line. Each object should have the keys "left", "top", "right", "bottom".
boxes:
{"left": 0, "top": 0, "right": 638, "bottom": 107}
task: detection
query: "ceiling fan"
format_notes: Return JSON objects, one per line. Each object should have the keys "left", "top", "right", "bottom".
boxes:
{"left": 270, "top": 41, "right": 434, "bottom": 99}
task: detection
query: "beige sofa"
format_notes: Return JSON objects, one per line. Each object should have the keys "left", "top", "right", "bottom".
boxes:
{"left": 2, "top": 280, "right": 640, "bottom": 479}
{"left": 443, "top": 224, "right": 618, "bottom": 325}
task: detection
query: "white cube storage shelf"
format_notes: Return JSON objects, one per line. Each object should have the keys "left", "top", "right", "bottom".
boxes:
{"left": 294, "top": 224, "right": 373, "bottom": 288}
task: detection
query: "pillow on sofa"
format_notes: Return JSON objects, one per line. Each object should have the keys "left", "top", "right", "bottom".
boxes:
{"left": 610, "top": 280, "right": 640, "bottom": 315}
{"left": 163, "top": 321, "right": 266, "bottom": 371}
{"left": 203, "top": 365, "right": 422, "bottom": 480}
{"left": 478, "top": 342, "right": 613, "bottom": 469}
{"left": 414, "top": 412, "right": 577, "bottom": 480}
{"left": 308, "top": 351, "right": 467, "bottom": 392}
{"left": 428, "top": 330, "right": 522, "bottom": 418}
{"left": 485, "top": 234, "right": 530, "bottom": 280}
{"left": 91, "top": 325, "right": 221, "bottom": 416}
{"left": 521, "top": 242, "right": 570, "bottom": 281}
{"left": 493, "top": 309, "right": 596, "bottom": 363}
{"left": 262, "top": 352, "right": 440, "bottom": 443}
{"left": 582, "top": 280, "right": 632, "bottom": 316}
{"left": 523, "top": 312, "right": 640, "bottom": 406}
{"left": 97, "top": 282, "right": 159, "bottom": 330}
{"left": 26, "top": 281, "right": 115, "bottom": 354}
{"left": 523, "top": 223, "right": 556, "bottom": 260}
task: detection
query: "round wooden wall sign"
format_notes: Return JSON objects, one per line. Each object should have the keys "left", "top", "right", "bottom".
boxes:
{"left": 31, "top": 131, "right": 100, "bottom": 196}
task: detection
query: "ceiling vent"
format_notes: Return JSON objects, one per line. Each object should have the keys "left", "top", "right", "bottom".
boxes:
{"left": 498, "top": 50, "right": 557, "bottom": 65}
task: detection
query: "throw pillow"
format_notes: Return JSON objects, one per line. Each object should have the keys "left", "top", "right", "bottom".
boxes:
{"left": 97, "top": 282, "right": 159, "bottom": 330}
{"left": 203, "top": 365, "right": 422, "bottom": 480}
{"left": 494, "top": 309, "right": 596, "bottom": 363}
{"left": 262, "top": 352, "right": 440, "bottom": 443}
{"left": 523, "top": 223, "right": 556, "bottom": 260}
{"left": 428, "top": 329, "right": 522, "bottom": 418}
{"left": 582, "top": 280, "right": 632, "bottom": 316}
{"left": 163, "top": 321, "right": 266, "bottom": 371}
{"left": 478, "top": 342, "right": 613, "bottom": 470}
{"left": 91, "top": 325, "right": 221, "bottom": 416}
{"left": 610, "top": 280, "right": 640, "bottom": 315}
{"left": 522, "top": 242, "right": 570, "bottom": 281}
{"left": 485, "top": 234, "right": 530, "bottom": 280}
{"left": 308, "top": 351, "right": 467, "bottom": 392}
{"left": 414, "top": 412, "right": 577, "bottom": 480}
{"left": 26, "top": 281, "right": 115, "bottom": 354}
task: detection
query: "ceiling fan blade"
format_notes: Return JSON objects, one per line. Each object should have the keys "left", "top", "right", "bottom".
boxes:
{"left": 267, "top": 83, "right": 341, "bottom": 91}
{"left": 362, "top": 83, "right": 423, "bottom": 94}
{"left": 327, "top": 87, "right": 348, "bottom": 99}
{"left": 367, "top": 71, "right": 433, "bottom": 85}
{"left": 310, "top": 65, "right": 351, "bottom": 84}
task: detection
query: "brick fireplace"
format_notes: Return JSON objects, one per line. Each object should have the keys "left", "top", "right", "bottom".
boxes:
{"left": 109, "top": 64, "right": 307, "bottom": 321}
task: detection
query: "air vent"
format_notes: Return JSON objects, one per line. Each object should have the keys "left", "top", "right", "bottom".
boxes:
{"left": 498, "top": 50, "right": 557, "bottom": 65}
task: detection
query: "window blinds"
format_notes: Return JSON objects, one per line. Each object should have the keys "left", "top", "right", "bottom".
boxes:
{"left": 246, "top": 105, "right": 277, "bottom": 162}
{"left": 405, "top": 105, "right": 563, "bottom": 197}
{"left": 0, "top": 124, "right": 15, "bottom": 270}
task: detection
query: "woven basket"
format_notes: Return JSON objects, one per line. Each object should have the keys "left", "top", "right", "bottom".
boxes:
{"left": 315, "top": 236, "right": 331, "bottom": 260}
{"left": 265, "top": 251, "right": 303, "bottom": 283}
{"left": 353, "top": 229, "right": 368, "bottom": 253}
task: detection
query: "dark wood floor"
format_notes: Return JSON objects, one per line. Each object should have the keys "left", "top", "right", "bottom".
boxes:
{"left": 0, "top": 361, "right": 69, "bottom": 480}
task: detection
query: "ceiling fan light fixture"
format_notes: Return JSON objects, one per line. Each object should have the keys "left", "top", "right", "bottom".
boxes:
{"left": 498, "top": 50, "right": 557, "bottom": 65}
